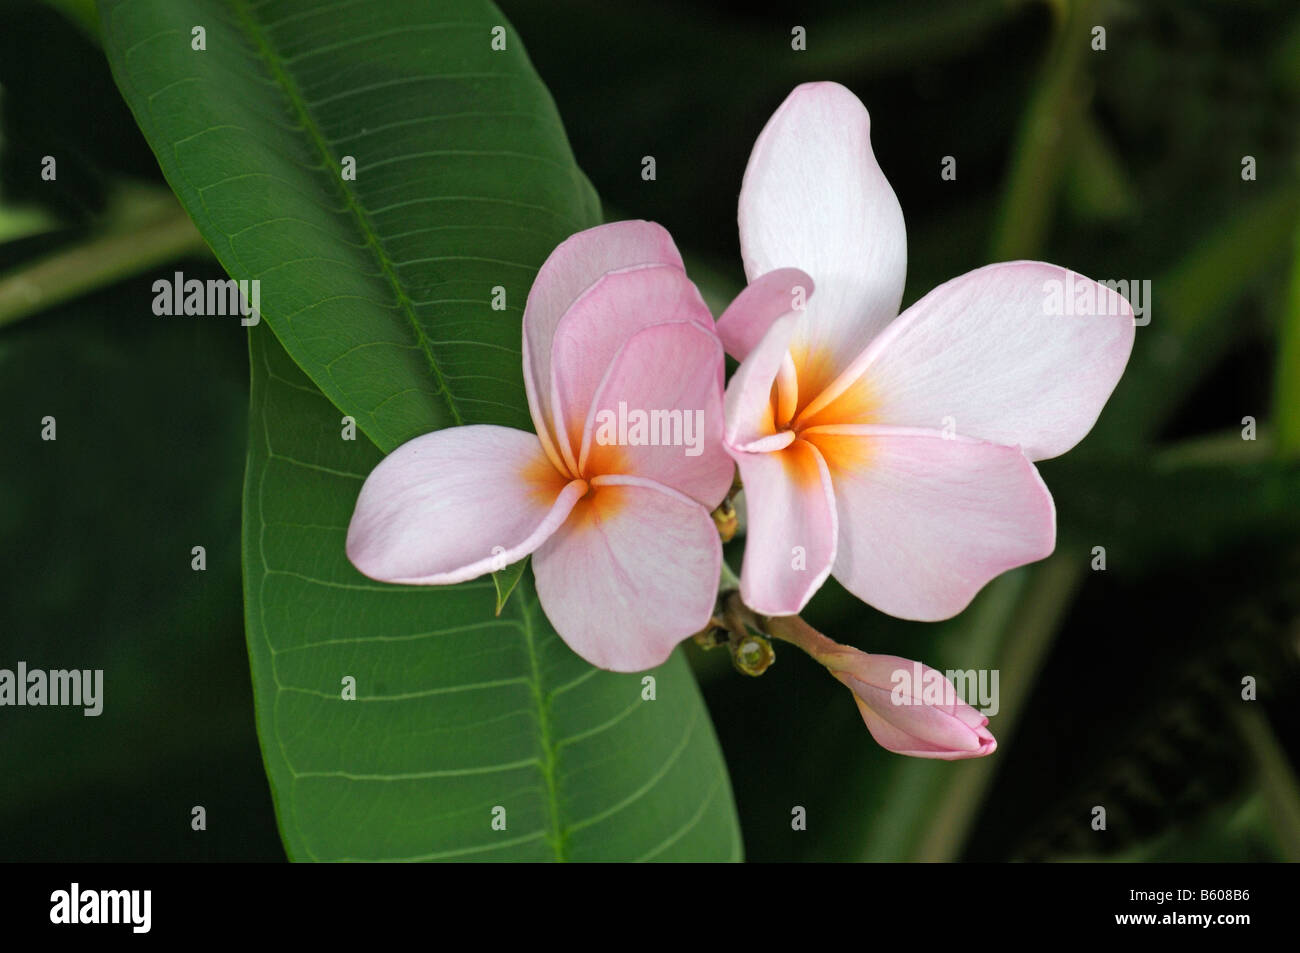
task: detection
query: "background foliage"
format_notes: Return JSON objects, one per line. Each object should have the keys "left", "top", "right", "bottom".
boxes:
{"left": 2, "top": 0, "right": 1298, "bottom": 861}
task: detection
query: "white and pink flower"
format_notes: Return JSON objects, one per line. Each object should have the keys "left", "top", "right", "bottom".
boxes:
{"left": 720, "top": 82, "right": 1135, "bottom": 621}
{"left": 346, "top": 222, "right": 734, "bottom": 672}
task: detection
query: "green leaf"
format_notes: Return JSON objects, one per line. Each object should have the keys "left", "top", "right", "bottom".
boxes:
{"left": 491, "top": 558, "right": 528, "bottom": 617}
{"left": 99, "top": 0, "right": 600, "bottom": 453}
{"left": 244, "top": 327, "right": 742, "bottom": 861}
{"left": 98, "top": 0, "right": 740, "bottom": 860}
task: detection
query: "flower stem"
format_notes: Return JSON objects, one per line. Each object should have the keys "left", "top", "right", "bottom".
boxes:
{"left": 1275, "top": 215, "right": 1300, "bottom": 460}
{"left": 762, "top": 613, "right": 837, "bottom": 660}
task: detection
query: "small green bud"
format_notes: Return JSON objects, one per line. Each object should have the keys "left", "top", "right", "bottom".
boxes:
{"left": 731, "top": 630, "right": 775, "bottom": 676}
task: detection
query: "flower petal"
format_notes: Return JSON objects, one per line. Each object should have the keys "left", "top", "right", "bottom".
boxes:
{"left": 580, "top": 321, "right": 733, "bottom": 508}
{"left": 803, "top": 262, "right": 1135, "bottom": 460}
{"left": 549, "top": 263, "right": 713, "bottom": 469}
{"left": 346, "top": 425, "right": 583, "bottom": 585}
{"left": 714, "top": 267, "right": 814, "bottom": 361}
{"left": 739, "top": 82, "right": 906, "bottom": 397}
{"left": 722, "top": 310, "right": 799, "bottom": 447}
{"left": 523, "top": 221, "right": 684, "bottom": 468}
{"left": 801, "top": 425, "right": 1055, "bottom": 621}
{"left": 729, "top": 439, "right": 837, "bottom": 616}
{"left": 532, "top": 475, "right": 720, "bottom": 672}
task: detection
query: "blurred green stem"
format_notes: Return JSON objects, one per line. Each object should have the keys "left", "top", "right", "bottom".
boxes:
{"left": 0, "top": 204, "right": 57, "bottom": 244}
{"left": 989, "top": 0, "right": 1096, "bottom": 260}
{"left": 1276, "top": 216, "right": 1300, "bottom": 459}
{"left": 0, "top": 196, "right": 206, "bottom": 329}
{"left": 1230, "top": 704, "right": 1300, "bottom": 862}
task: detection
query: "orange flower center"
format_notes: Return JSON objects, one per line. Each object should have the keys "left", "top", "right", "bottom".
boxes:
{"left": 766, "top": 347, "right": 878, "bottom": 476}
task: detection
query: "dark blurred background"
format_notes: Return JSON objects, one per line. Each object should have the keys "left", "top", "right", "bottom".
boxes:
{"left": 1, "top": 0, "right": 1298, "bottom": 861}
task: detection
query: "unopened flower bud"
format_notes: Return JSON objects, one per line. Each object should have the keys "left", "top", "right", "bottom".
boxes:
{"left": 820, "top": 649, "right": 996, "bottom": 760}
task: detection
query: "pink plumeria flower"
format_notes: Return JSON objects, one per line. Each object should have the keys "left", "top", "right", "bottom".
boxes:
{"left": 719, "top": 82, "right": 1135, "bottom": 620}
{"left": 347, "top": 221, "right": 734, "bottom": 671}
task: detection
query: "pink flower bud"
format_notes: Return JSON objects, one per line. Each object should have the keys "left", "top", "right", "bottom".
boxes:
{"left": 821, "top": 650, "right": 996, "bottom": 760}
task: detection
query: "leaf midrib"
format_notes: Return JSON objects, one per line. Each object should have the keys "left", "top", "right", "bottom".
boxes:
{"left": 229, "top": 2, "right": 571, "bottom": 859}
{"left": 520, "top": 587, "right": 568, "bottom": 861}
{"left": 230, "top": 0, "right": 465, "bottom": 447}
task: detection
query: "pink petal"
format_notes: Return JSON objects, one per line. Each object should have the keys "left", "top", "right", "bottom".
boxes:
{"left": 722, "top": 309, "right": 800, "bottom": 448}
{"left": 851, "top": 687, "right": 997, "bottom": 760}
{"left": 580, "top": 321, "right": 733, "bottom": 508}
{"left": 715, "top": 267, "right": 814, "bottom": 361}
{"left": 739, "top": 82, "right": 906, "bottom": 398}
{"left": 802, "top": 425, "right": 1055, "bottom": 621}
{"left": 532, "top": 475, "right": 721, "bottom": 672}
{"left": 729, "top": 439, "right": 837, "bottom": 617}
{"left": 805, "top": 262, "right": 1135, "bottom": 461}
{"left": 523, "top": 221, "right": 684, "bottom": 469}
{"left": 549, "top": 264, "right": 713, "bottom": 470}
{"left": 346, "top": 425, "right": 584, "bottom": 585}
